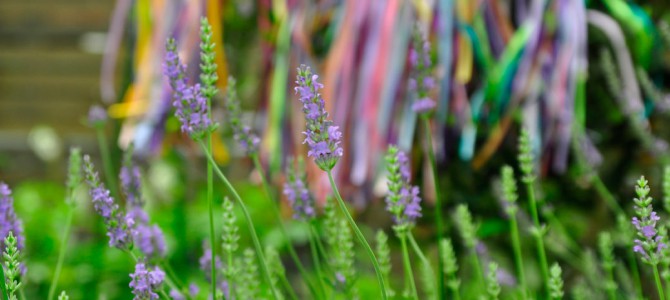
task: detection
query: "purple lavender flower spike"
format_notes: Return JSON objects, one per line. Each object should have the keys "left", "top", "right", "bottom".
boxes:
{"left": 120, "top": 165, "right": 143, "bottom": 207}
{"left": 129, "top": 262, "right": 165, "bottom": 300}
{"left": 134, "top": 224, "right": 167, "bottom": 261}
{"left": 173, "top": 84, "right": 213, "bottom": 138}
{"left": 224, "top": 76, "right": 261, "bottom": 155}
{"left": 283, "top": 158, "right": 316, "bottom": 221}
{"left": 631, "top": 176, "right": 666, "bottom": 264}
{"left": 83, "top": 155, "right": 132, "bottom": 250}
{"left": 408, "top": 27, "right": 436, "bottom": 114}
{"left": 0, "top": 183, "right": 24, "bottom": 250}
{"left": 385, "top": 146, "right": 422, "bottom": 232}
{"left": 164, "top": 38, "right": 187, "bottom": 98}
{"left": 295, "top": 65, "right": 343, "bottom": 171}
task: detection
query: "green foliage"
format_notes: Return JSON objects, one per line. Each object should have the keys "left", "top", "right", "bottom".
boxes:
{"left": 3, "top": 232, "right": 21, "bottom": 300}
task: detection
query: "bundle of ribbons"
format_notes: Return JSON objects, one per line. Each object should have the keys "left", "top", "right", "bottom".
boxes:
{"left": 98, "top": 0, "right": 669, "bottom": 205}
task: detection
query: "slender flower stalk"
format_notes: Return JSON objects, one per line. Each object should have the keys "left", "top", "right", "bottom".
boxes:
{"left": 295, "top": 65, "right": 387, "bottom": 298}
{"left": 48, "top": 148, "right": 82, "bottom": 300}
{"left": 221, "top": 197, "right": 238, "bottom": 299}
{"left": 518, "top": 129, "right": 550, "bottom": 294}
{"left": 308, "top": 223, "right": 328, "bottom": 298}
{"left": 199, "top": 19, "right": 218, "bottom": 300}
{"left": 407, "top": 233, "right": 436, "bottom": 300}
{"left": 500, "top": 165, "right": 527, "bottom": 297}
{"left": 439, "top": 238, "right": 460, "bottom": 300}
{"left": 399, "top": 234, "right": 418, "bottom": 299}
{"left": 631, "top": 176, "right": 667, "bottom": 299}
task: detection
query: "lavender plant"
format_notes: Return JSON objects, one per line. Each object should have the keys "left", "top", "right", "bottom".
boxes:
{"left": 499, "top": 165, "right": 527, "bottom": 296}
{"left": 408, "top": 27, "right": 446, "bottom": 298}
{"left": 48, "top": 148, "right": 82, "bottom": 300}
{"left": 323, "top": 201, "right": 357, "bottom": 298}
{"left": 375, "top": 231, "right": 394, "bottom": 298}
{"left": 87, "top": 105, "right": 119, "bottom": 200}
{"left": 57, "top": 291, "right": 68, "bottom": 300}
{"left": 165, "top": 22, "right": 278, "bottom": 299}
{"left": 631, "top": 176, "right": 666, "bottom": 299}
{"left": 221, "top": 197, "right": 238, "bottom": 298}
{"left": 129, "top": 262, "right": 165, "bottom": 300}
{"left": 518, "top": 129, "right": 550, "bottom": 294}
{"left": 295, "top": 65, "right": 387, "bottom": 298}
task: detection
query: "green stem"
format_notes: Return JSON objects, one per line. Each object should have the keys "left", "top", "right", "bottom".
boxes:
{"left": 656, "top": 264, "right": 667, "bottom": 300}
{"left": 96, "top": 127, "right": 118, "bottom": 199}
{"left": 525, "top": 182, "right": 550, "bottom": 295}
{"left": 399, "top": 234, "right": 418, "bottom": 300}
{"left": 251, "top": 155, "right": 319, "bottom": 298}
{"left": 47, "top": 208, "right": 74, "bottom": 300}
{"left": 422, "top": 117, "right": 446, "bottom": 299}
{"left": 627, "top": 249, "right": 643, "bottom": 299}
{"left": 663, "top": 262, "right": 670, "bottom": 300}
{"left": 326, "top": 171, "right": 387, "bottom": 299}
{"left": 226, "top": 247, "right": 234, "bottom": 300}
{"left": 160, "top": 288, "right": 171, "bottom": 300}
{"left": 308, "top": 224, "right": 328, "bottom": 298}
{"left": 0, "top": 253, "right": 7, "bottom": 300}
{"left": 199, "top": 141, "right": 280, "bottom": 299}
{"left": 206, "top": 134, "right": 216, "bottom": 300}
{"left": 407, "top": 233, "right": 437, "bottom": 297}
{"left": 605, "top": 266, "right": 616, "bottom": 300}
{"left": 508, "top": 214, "right": 527, "bottom": 297}
{"left": 470, "top": 251, "right": 485, "bottom": 289}
{"left": 279, "top": 272, "right": 299, "bottom": 300}
{"left": 160, "top": 261, "right": 184, "bottom": 291}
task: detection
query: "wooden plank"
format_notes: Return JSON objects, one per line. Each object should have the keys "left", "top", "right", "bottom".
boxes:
{"left": 0, "top": 76, "right": 100, "bottom": 101}
{"left": 0, "top": 3, "right": 113, "bottom": 31}
{"left": 0, "top": 50, "right": 101, "bottom": 77}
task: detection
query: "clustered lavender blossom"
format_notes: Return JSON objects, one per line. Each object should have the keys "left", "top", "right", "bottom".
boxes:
{"left": 408, "top": 27, "right": 436, "bottom": 114}
{"left": 283, "top": 158, "right": 316, "bottom": 221}
{"left": 385, "top": 146, "right": 422, "bottom": 232}
{"left": 295, "top": 65, "right": 343, "bottom": 171}
{"left": 632, "top": 176, "right": 667, "bottom": 264}
{"left": 88, "top": 105, "right": 108, "bottom": 126}
{"left": 198, "top": 247, "right": 229, "bottom": 295}
{"left": 164, "top": 39, "right": 214, "bottom": 139}
{"left": 129, "top": 262, "right": 165, "bottom": 300}
{"left": 224, "top": 76, "right": 260, "bottom": 155}
{"left": 120, "top": 150, "right": 167, "bottom": 261}
{"left": 0, "top": 183, "right": 24, "bottom": 250}
{"left": 83, "top": 155, "right": 132, "bottom": 249}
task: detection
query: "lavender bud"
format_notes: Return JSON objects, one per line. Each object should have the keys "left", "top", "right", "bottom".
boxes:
{"left": 199, "top": 17, "right": 219, "bottom": 100}
{"left": 173, "top": 83, "right": 214, "bottom": 139}
{"left": 0, "top": 183, "right": 25, "bottom": 251}
{"left": 631, "top": 176, "right": 666, "bottom": 265}
{"left": 221, "top": 197, "right": 239, "bottom": 254}
{"left": 385, "top": 145, "right": 422, "bottom": 233}
{"left": 66, "top": 148, "right": 83, "bottom": 205}
{"left": 408, "top": 26, "right": 436, "bottom": 114}
{"left": 500, "top": 165, "right": 519, "bottom": 216}
{"left": 294, "top": 65, "right": 343, "bottom": 171}
{"left": 487, "top": 262, "right": 501, "bottom": 299}
{"left": 58, "top": 291, "right": 69, "bottom": 300}
{"left": 518, "top": 129, "right": 536, "bottom": 184}
{"left": 3, "top": 232, "right": 22, "bottom": 299}
{"left": 83, "top": 155, "right": 132, "bottom": 249}
{"left": 129, "top": 262, "right": 165, "bottom": 300}
{"left": 164, "top": 38, "right": 187, "bottom": 99}
{"left": 236, "top": 248, "right": 261, "bottom": 299}
{"left": 283, "top": 157, "right": 316, "bottom": 221}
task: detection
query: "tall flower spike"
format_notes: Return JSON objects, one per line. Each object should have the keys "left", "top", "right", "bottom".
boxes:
{"left": 66, "top": 147, "right": 83, "bottom": 206}
{"left": 199, "top": 17, "right": 218, "bottom": 101}
{"left": 224, "top": 76, "right": 260, "bottom": 155}
{"left": 0, "top": 183, "right": 24, "bottom": 250}
{"left": 631, "top": 176, "right": 666, "bottom": 265}
{"left": 129, "top": 262, "right": 165, "bottom": 300}
{"left": 331, "top": 218, "right": 357, "bottom": 295}
{"left": 439, "top": 238, "right": 460, "bottom": 292}
{"left": 385, "top": 145, "right": 422, "bottom": 233}
{"left": 663, "top": 166, "right": 670, "bottom": 214}
{"left": 83, "top": 155, "right": 132, "bottom": 249}
{"left": 221, "top": 197, "right": 239, "bottom": 254}
{"left": 455, "top": 204, "right": 478, "bottom": 250}
{"left": 236, "top": 248, "right": 261, "bottom": 300}
{"left": 294, "top": 65, "right": 343, "bottom": 171}
{"left": 283, "top": 157, "right": 316, "bottom": 221}
{"left": 487, "top": 262, "right": 501, "bottom": 300}
{"left": 376, "top": 230, "right": 395, "bottom": 298}
{"left": 172, "top": 83, "right": 214, "bottom": 139}
{"left": 3, "top": 232, "right": 22, "bottom": 300}
{"left": 120, "top": 144, "right": 143, "bottom": 208}
{"left": 598, "top": 232, "right": 617, "bottom": 295}
{"left": 408, "top": 26, "right": 436, "bottom": 114}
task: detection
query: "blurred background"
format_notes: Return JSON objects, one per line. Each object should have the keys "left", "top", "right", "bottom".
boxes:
{"left": 4, "top": 0, "right": 670, "bottom": 298}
